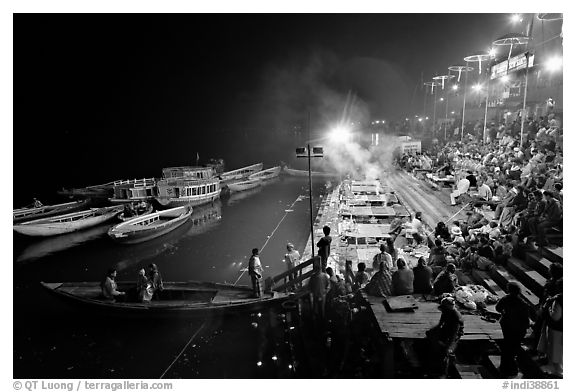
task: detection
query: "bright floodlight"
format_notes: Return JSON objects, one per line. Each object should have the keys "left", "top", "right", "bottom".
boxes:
{"left": 545, "top": 56, "right": 563, "bottom": 72}
{"left": 473, "top": 84, "right": 482, "bottom": 92}
{"left": 489, "top": 47, "right": 496, "bottom": 58}
{"left": 452, "top": 84, "right": 458, "bottom": 90}
{"left": 501, "top": 75, "right": 509, "bottom": 83}
{"left": 330, "top": 126, "right": 350, "bottom": 143}
{"left": 418, "top": 118, "right": 423, "bottom": 122}
{"left": 511, "top": 14, "right": 522, "bottom": 23}
{"left": 451, "top": 111, "right": 455, "bottom": 114}
{"left": 439, "top": 97, "right": 444, "bottom": 101}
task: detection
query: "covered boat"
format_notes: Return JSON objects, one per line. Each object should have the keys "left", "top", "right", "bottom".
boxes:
{"left": 13, "top": 200, "right": 90, "bottom": 224}
{"left": 155, "top": 166, "right": 220, "bottom": 208}
{"left": 13, "top": 206, "right": 122, "bottom": 237}
{"left": 227, "top": 178, "right": 262, "bottom": 193}
{"left": 40, "top": 281, "right": 291, "bottom": 316}
{"left": 108, "top": 205, "right": 193, "bottom": 244}
{"left": 247, "top": 166, "right": 281, "bottom": 181}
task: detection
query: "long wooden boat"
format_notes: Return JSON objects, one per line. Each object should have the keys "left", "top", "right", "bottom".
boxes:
{"left": 219, "top": 163, "right": 263, "bottom": 183}
{"left": 40, "top": 281, "right": 291, "bottom": 316}
{"left": 13, "top": 200, "right": 90, "bottom": 224}
{"left": 248, "top": 166, "right": 281, "bottom": 181}
{"left": 108, "top": 205, "right": 192, "bottom": 244}
{"left": 227, "top": 178, "right": 262, "bottom": 193}
{"left": 282, "top": 167, "right": 339, "bottom": 178}
{"left": 13, "top": 206, "right": 122, "bottom": 237}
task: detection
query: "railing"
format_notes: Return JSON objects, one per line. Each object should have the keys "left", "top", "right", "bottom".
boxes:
{"left": 113, "top": 178, "right": 157, "bottom": 187}
{"left": 265, "top": 256, "right": 318, "bottom": 293}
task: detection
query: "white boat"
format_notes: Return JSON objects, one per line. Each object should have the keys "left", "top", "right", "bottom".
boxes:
{"left": 108, "top": 206, "right": 193, "bottom": 244}
{"left": 13, "top": 206, "right": 122, "bottom": 237}
{"left": 219, "top": 163, "right": 263, "bottom": 183}
{"left": 282, "top": 167, "right": 339, "bottom": 178}
{"left": 13, "top": 200, "right": 90, "bottom": 224}
{"left": 155, "top": 166, "right": 220, "bottom": 208}
{"left": 118, "top": 204, "right": 154, "bottom": 221}
{"left": 227, "top": 178, "right": 262, "bottom": 193}
{"left": 248, "top": 166, "right": 281, "bottom": 181}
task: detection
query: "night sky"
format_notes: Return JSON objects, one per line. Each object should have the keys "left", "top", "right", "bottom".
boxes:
{"left": 14, "top": 14, "right": 517, "bottom": 205}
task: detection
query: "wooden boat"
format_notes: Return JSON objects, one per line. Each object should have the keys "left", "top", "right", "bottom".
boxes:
{"left": 248, "top": 166, "right": 281, "bottom": 181}
{"left": 13, "top": 200, "right": 90, "bottom": 224}
{"left": 219, "top": 163, "right": 263, "bottom": 183}
{"left": 155, "top": 167, "right": 220, "bottom": 208}
{"left": 58, "top": 181, "right": 116, "bottom": 199}
{"left": 40, "top": 281, "right": 291, "bottom": 316}
{"left": 108, "top": 205, "right": 193, "bottom": 244}
{"left": 227, "top": 178, "right": 262, "bottom": 193}
{"left": 118, "top": 204, "right": 154, "bottom": 221}
{"left": 13, "top": 206, "right": 122, "bottom": 237}
{"left": 282, "top": 167, "right": 339, "bottom": 178}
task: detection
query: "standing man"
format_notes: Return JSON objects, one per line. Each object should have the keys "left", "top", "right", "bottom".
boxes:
{"left": 284, "top": 243, "right": 301, "bottom": 286}
{"left": 317, "top": 225, "right": 332, "bottom": 272}
{"left": 248, "top": 248, "right": 263, "bottom": 298}
{"left": 495, "top": 282, "right": 531, "bottom": 377}
{"left": 426, "top": 297, "right": 464, "bottom": 377}
{"left": 307, "top": 257, "right": 331, "bottom": 326}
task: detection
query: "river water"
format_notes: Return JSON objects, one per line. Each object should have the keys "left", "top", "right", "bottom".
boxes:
{"left": 13, "top": 176, "right": 330, "bottom": 378}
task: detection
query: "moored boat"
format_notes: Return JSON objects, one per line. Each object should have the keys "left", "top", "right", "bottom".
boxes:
{"left": 108, "top": 205, "right": 193, "bottom": 244}
{"left": 155, "top": 166, "right": 220, "bottom": 208}
{"left": 219, "top": 163, "right": 263, "bottom": 183}
{"left": 227, "top": 178, "right": 262, "bottom": 193}
{"left": 282, "top": 167, "right": 339, "bottom": 178}
{"left": 13, "top": 200, "right": 90, "bottom": 224}
{"left": 13, "top": 206, "right": 122, "bottom": 237}
{"left": 248, "top": 166, "right": 281, "bottom": 181}
{"left": 40, "top": 281, "right": 291, "bottom": 316}
{"left": 118, "top": 203, "right": 154, "bottom": 221}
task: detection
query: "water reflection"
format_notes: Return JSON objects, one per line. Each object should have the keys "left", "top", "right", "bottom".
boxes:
{"left": 113, "top": 201, "right": 222, "bottom": 271}
{"left": 15, "top": 223, "right": 112, "bottom": 263}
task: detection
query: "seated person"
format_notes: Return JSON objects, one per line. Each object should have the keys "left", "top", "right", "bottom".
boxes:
{"left": 433, "top": 263, "right": 459, "bottom": 296}
{"left": 450, "top": 173, "right": 471, "bottom": 206}
{"left": 101, "top": 268, "right": 126, "bottom": 300}
{"left": 353, "top": 262, "right": 370, "bottom": 290}
{"left": 365, "top": 261, "right": 393, "bottom": 297}
{"left": 392, "top": 258, "right": 414, "bottom": 295}
{"left": 413, "top": 257, "right": 434, "bottom": 294}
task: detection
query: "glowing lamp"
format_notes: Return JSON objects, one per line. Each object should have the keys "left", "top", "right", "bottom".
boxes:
{"left": 329, "top": 126, "right": 350, "bottom": 143}
{"left": 501, "top": 75, "right": 509, "bottom": 83}
{"left": 473, "top": 84, "right": 482, "bottom": 92}
{"left": 545, "top": 56, "right": 563, "bottom": 72}
{"left": 511, "top": 14, "right": 522, "bottom": 23}
{"left": 452, "top": 85, "right": 458, "bottom": 91}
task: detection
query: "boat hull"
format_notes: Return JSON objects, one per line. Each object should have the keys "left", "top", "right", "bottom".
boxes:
{"left": 13, "top": 200, "right": 90, "bottom": 224}
{"left": 154, "top": 193, "right": 219, "bottom": 208}
{"left": 41, "top": 281, "right": 291, "bottom": 317}
{"left": 13, "top": 207, "right": 121, "bottom": 237}
{"left": 248, "top": 166, "right": 281, "bottom": 181}
{"left": 227, "top": 179, "right": 262, "bottom": 192}
{"left": 108, "top": 206, "right": 193, "bottom": 244}
{"left": 282, "top": 167, "right": 339, "bottom": 178}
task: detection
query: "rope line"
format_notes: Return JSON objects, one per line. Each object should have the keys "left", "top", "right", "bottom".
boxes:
{"left": 233, "top": 195, "right": 303, "bottom": 286}
{"left": 159, "top": 321, "right": 206, "bottom": 379}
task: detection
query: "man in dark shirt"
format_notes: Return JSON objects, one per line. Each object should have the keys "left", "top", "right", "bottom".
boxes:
{"left": 317, "top": 225, "right": 332, "bottom": 272}
{"left": 496, "top": 282, "right": 531, "bottom": 377}
{"left": 466, "top": 170, "right": 477, "bottom": 188}
{"left": 426, "top": 297, "right": 464, "bottom": 376}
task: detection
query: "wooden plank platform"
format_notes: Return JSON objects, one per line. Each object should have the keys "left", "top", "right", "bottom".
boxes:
{"left": 487, "top": 266, "right": 540, "bottom": 308}
{"left": 524, "top": 252, "right": 552, "bottom": 279}
{"left": 506, "top": 257, "right": 547, "bottom": 298}
{"left": 365, "top": 295, "right": 503, "bottom": 340}
{"left": 541, "top": 246, "right": 563, "bottom": 264}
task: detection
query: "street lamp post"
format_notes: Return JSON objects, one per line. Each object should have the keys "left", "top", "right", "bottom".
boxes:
{"left": 463, "top": 53, "right": 491, "bottom": 142}
{"left": 482, "top": 77, "right": 491, "bottom": 143}
{"left": 449, "top": 65, "right": 473, "bottom": 142}
{"left": 519, "top": 52, "right": 530, "bottom": 146}
{"left": 296, "top": 145, "right": 324, "bottom": 257}
{"left": 433, "top": 75, "right": 454, "bottom": 138}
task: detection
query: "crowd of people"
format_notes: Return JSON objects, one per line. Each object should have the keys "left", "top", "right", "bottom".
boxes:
{"left": 393, "top": 112, "right": 563, "bottom": 377}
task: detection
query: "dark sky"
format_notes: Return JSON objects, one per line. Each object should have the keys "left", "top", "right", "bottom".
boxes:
{"left": 14, "top": 14, "right": 517, "bottom": 202}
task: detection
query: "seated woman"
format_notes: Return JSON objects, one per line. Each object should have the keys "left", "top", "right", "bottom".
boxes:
{"left": 101, "top": 268, "right": 125, "bottom": 300}
{"left": 136, "top": 268, "right": 153, "bottom": 302}
{"left": 353, "top": 262, "right": 370, "bottom": 291}
{"left": 366, "top": 261, "right": 393, "bottom": 297}
{"left": 392, "top": 258, "right": 414, "bottom": 295}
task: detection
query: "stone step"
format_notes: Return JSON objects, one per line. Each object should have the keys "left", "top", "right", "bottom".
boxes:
{"left": 471, "top": 269, "right": 507, "bottom": 298}
{"left": 524, "top": 252, "right": 552, "bottom": 279}
{"left": 487, "top": 265, "right": 540, "bottom": 308}
{"left": 541, "top": 246, "right": 563, "bottom": 265}
{"left": 485, "top": 355, "right": 501, "bottom": 376}
{"left": 506, "top": 257, "right": 547, "bottom": 299}
{"left": 454, "top": 364, "right": 484, "bottom": 379}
